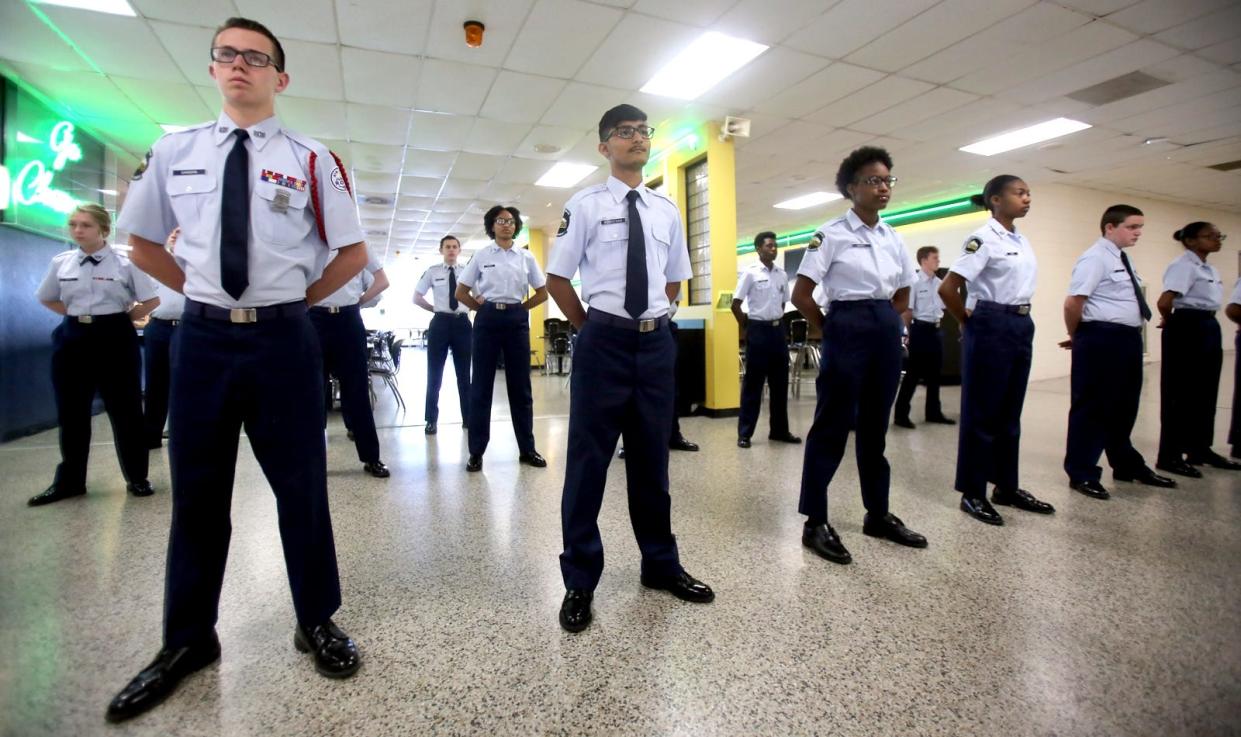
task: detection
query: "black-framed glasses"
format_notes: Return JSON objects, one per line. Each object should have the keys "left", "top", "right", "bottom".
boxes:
{"left": 211, "top": 46, "right": 281, "bottom": 71}
{"left": 606, "top": 125, "right": 656, "bottom": 140}
{"left": 1197, "top": 232, "right": 1227, "bottom": 242}
{"left": 494, "top": 218, "right": 517, "bottom": 226}
{"left": 857, "top": 175, "right": 898, "bottom": 187}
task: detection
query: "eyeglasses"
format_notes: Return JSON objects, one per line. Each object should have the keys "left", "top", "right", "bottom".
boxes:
{"left": 211, "top": 46, "right": 281, "bottom": 71}
{"left": 606, "top": 125, "right": 656, "bottom": 140}
{"left": 856, "top": 175, "right": 898, "bottom": 187}
{"left": 1197, "top": 232, "right": 1226, "bottom": 242}
{"left": 494, "top": 218, "right": 517, "bottom": 226}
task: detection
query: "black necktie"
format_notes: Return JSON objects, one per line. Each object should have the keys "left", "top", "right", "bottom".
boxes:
{"left": 624, "top": 190, "right": 648, "bottom": 319}
{"left": 221, "top": 129, "right": 250, "bottom": 300}
{"left": 448, "top": 266, "right": 459, "bottom": 311}
{"left": 80, "top": 255, "right": 100, "bottom": 266}
{"left": 1119, "top": 250, "right": 1152, "bottom": 321}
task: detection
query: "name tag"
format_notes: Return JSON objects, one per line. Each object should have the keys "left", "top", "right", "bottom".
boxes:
{"left": 850, "top": 243, "right": 871, "bottom": 248}
{"left": 434, "top": 277, "right": 445, "bottom": 283}
{"left": 92, "top": 276, "right": 117, "bottom": 281}
{"left": 172, "top": 168, "right": 207, "bottom": 176}
{"left": 59, "top": 277, "right": 78, "bottom": 281}
{"left": 1005, "top": 251, "right": 1018, "bottom": 256}
{"left": 482, "top": 263, "right": 496, "bottom": 269}
{"left": 601, "top": 218, "right": 626, "bottom": 225}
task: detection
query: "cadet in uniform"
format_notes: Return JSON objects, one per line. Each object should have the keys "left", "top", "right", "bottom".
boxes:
{"left": 894, "top": 246, "right": 954, "bottom": 428}
{"left": 1155, "top": 222, "right": 1241, "bottom": 474}
{"left": 790, "top": 146, "right": 927, "bottom": 566}
{"left": 312, "top": 246, "right": 390, "bottom": 477}
{"left": 455, "top": 206, "right": 548, "bottom": 472}
{"left": 939, "top": 175, "right": 1055, "bottom": 525}
{"left": 1227, "top": 278, "right": 1241, "bottom": 459}
{"left": 1061, "top": 205, "right": 1176, "bottom": 498}
{"left": 142, "top": 229, "right": 185, "bottom": 449}
{"left": 31, "top": 203, "right": 159, "bottom": 506}
{"left": 547, "top": 104, "right": 714, "bottom": 633}
{"left": 732, "top": 230, "right": 801, "bottom": 448}
{"left": 106, "top": 18, "right": 366, "bottom": 723}
{"left": 414, "top": 234, "right": 471, "bottom": 435}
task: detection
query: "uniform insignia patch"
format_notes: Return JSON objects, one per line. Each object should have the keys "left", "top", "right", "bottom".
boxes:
{"left": 808, "top": 231, "right": 825, "bottom": 250}
{"left": 964, "top": 237, "right": 982, "bottom": 254}
{"left": 557, "top": 209, "right": 571, "bottom": 237}
{"left": 330, "top": 167, "right": 347, "bottom": 192}
{"left": 132, "top": 149, "right": 151, "bottom": 181}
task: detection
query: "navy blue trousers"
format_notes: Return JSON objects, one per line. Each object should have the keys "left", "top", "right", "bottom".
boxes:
{"left": 468, "top": 304, "right": 535, "bottom": 456}
{"left": 798, "top": 300, "right": 903, "bottom": 522}
{"left": 955, "top": 303, "right": 1034, "bottom": 498}
{"left": 1231, "top": 329, "right": 1240, "bottom": 454}
{"left": 425, "top": 313, "right": 471, "bottom": 424}
{"left": 143, "top": 317, "right": 178, "bottom": 447}
{"left": 1158, "top": 309, "right": 1223, "bottom": 463}
{"left": 894, "top": 321, "right": 944, "bottom": 421}
{"left": 164, "top": 306, "right": 341, "bottom": 649}
{"left": 1064, "top": 321, "right": 1147, "bottom": 482}
{"left": 738, "top": 321, "right": 790, "bottom": 439}
{"left": 51, "top": 314, "right": 148, "bottom": 492}
{"left": 560, "top": 313, "right": 681, "bottom": 591}
{"left": 310, "top": 305, "right": 381, "bottom": 464}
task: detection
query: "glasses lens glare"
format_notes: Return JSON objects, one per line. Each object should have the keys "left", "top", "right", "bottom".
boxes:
{"left": 495, "top": 218, "right": 515, "bottom": 226}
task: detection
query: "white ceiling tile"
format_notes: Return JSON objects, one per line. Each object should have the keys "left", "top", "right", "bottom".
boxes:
{"left": 398, "top": 195, "right": 436, "bottom": 209}
{"left": 335, "top": 0, "right": 432, "bottom": 55}
{"left": 149, "top": 21, "right": 218, "bottom": 85}
{"left": 516, "top": 125, "right": 588, "bottom": 160}
{"left": 1199, "top": 38, "right": 1241, "bottom": 66}
{"left": 0, "top": 3, "right": 92, "bottom": 72}
{"left": 783, "top": 0, "right": 941, "bottom": 59}
{"left": 495, "top": 157, "right": 556, "bottom": 184}
{"left": 400, "top": 175, "right": 446, "bottom": 196}
{"left": 540, "top": 82, "right": 630, "bottom": 129}
{"left": 422, "top": 0, "right": 533, "bottom": 67}
{"left": 504, "top": 0, "right": 623, "bottom": 78}
{"left": 233, "top": 0, "right": 338, "bottom": 43}
{"left": 698, "top": 47, "right": 830, "bottom": 112}
{"left": 885, "top": 97, "right": 1024, "bottom": 145}
{"left": 849, "top": 87, "right": 979, "bottom": 136}
{"left": 441, "top": 179, "right": 489, "bottom": 198}
{"left": 282, "top": 40, "right": 344, "bottom": 100}
{"left": 757, "top": 62, "right": 886, "bottom": 119}
{"left": 1053, "top": 0, "right": 1141, "bottom": 15}
{"left": 353, "top": 171, "right": 401, "bottom": 192}
{"left": 462, "top": 118, "right": 532, "bottom": 155}
{"left": 40, "top": 7, "right": 184, "bottom": 82}
{"left": 129, "top": 0, "right": 239, "bottom": 27}
{"left": 417, "top": 59, "right": 497, "bottom": 115}
{"left": 846, "top": 0, "right": 1037, "bottom": 73}
{"left": 111, "top": 78, "right": 215, "bottom": 127}
{"left": 575, "top": 13, "right": 701, "bottom": 90}
{"left": 951, "top": 20, "right": 1137, "bottom": 95}
{"left": 348, "top": 143, "right": 405, "bottom": 173}
{"left": 712, "top": 0, "right": 840, "bottom": 46}
{"left": 1080, "top": 67, "right": 1241, "bottom": 125}
{"left": 341, "top": 48, "right": 420, "bottom": 106}
{"left": 629, "top": 0, "right": 735, "bottom": 25}
{"left": 998, "top": 39, "right": 1183, "bottom": 104}
{"left": 277, "top": 95, "right": 348, "bottom": 138}
{"left": 1104, "top": 0, "right": 1233, "bottom": 35}
{"left": 804, "top": 75, "right": 935, "bottom": 128}
{"left": 479, "top": 71, "right": 567, "bottom": 124}
{"left": 450, "top": 153, "right": 507, "bottom": 180}
{"left": 403, "top": 150, "right": 458, "bottom": 178}
{"left": 484, "top": 180, "right": 535, "bottom": 199}
{"left": 407, "top": 112, "right": 472, "bottom": 151}
{"left": 347, "top": 104, "right": 412, "bottom": 145}
{"left": 1155, "top": 4, "right": 1241, "bottom": 51}
{"left": 6, "top": 63, "right": 149, "bottom": 122}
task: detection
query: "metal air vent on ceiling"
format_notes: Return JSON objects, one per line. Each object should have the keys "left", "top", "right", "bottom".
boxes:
{"left": 1207, "top": 159, "right": 1241, "bottom": 172}
{"left": 362, "top": 195, "right": 393, "bottom": 205}
{"left": 1066, "top": 71, "right": 1170, "bottom": 106}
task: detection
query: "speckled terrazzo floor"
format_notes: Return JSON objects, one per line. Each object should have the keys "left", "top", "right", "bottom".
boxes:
{"left": 1, "top": 352, "right": 1239, "bottom": 737}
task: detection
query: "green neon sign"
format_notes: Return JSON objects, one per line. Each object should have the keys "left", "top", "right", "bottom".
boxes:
{"left": 0, "top": 121, "right": 84, "bottom": 214}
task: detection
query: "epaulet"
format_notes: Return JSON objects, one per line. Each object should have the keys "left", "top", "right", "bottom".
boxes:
{"left": 648, "top": 188, "right": 677, "bottom": 207}
{"left": 281, "top": 127, "right": 326, "bottom": 155}
{"left": 163, "top": 121, "right": 213, "bottom": 138}
{"left": 567, "top": 184, "right": 607, "bottom": 205}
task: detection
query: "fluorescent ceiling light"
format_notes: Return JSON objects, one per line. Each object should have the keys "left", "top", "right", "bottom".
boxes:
{"left": 641, "top": 31, "right": 768, "bottom": 100}
{"left": 959, "top": 117, "right": 1091, "bottom": 156}
{"left": 160, "top": 124, "right": 190, "bottom": 134}
{"left": 98, "top": 188, "right": 118, "bottom": 195}
{"left": 773, "top": 191, "right": 843, "bottom": 210}
{"left": 34, "top": 0, "right": 135, "bottom": 15}
{"left": 535, "top": 162, "right": 598, "bottom": 188}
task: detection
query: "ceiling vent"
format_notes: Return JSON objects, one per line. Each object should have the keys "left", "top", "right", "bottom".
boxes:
{"left": 1066, "top": 71, "right": 1170, "bottom": 106}
{"left": 362, "top": 195, "right": 393, "bottom": 205}
{"left": 1207, "top": 159, "right": 1241, "bottom": 172}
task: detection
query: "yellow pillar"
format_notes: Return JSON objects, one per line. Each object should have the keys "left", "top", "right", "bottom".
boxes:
{"left": 527, "top": 228, "right": 547, "bottom": 368}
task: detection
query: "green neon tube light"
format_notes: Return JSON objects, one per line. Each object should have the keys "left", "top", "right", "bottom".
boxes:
{"left": 1, "top": 120, "right": 84, "bottom": 213}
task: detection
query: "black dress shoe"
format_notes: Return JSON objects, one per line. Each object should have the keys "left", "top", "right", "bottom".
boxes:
{"left": 1069, "top": 479, "right": 1110, "bottom": 500}
{"left": 802, "top": 523, "right": 852, "bottom": 564}
{"left": 1113, "top": 467, "right": 1177, "bottom": 488}
{"left": 559, "top": 590, "right": 593, "bottom": 633}
{"left": 363, "top": 461, "right": 390, "bottom": 478}
{"left": 862, "top": 512, "right": 928, "bottom": 548}
{"left": 737, "top": 437, "right": 751, "bottom": 448}
{"left": 926, "top": 415, "right": 956, "bottom": 425}
{"left": 346, "top": 430, "right": 355, "bottom": 442}
{"left": 424, "top": 422, "right": 437, "bottom": 435}
{"left": 992, "top": 487, "right": 1055, "bottom": 513}
{"left": 294, "top": 620, "right": 360, "bottom": 678}
{"left": 669, "top": 435, "right": 699, "bottom": 451}
{"left": 617, "top": 447, "right": 626, "bottom": 459}
{"left": 960, "top": 496, "right": 1004, "bottom": 525}
{"left": 519, "top": 451, "right": 547, "bottom": 467}
{"left": 127, "top": 480, "right": 155, "bottom": 497}
{"left": 105, "top": 634, "right": 221, "bottom": 723}
{"left": 146, "top": 439, "right": 163, "bottom": 450}
{"left": 1186, "top": 451, "right": 1241, "bottom": 470}
{"left": 768, "top": 432, "right": 802, "bottom": 444}
{"left": 640, "top": 570, "right": 715, "bottom": 603}
{"left": 1155, "top": 459, "right": 1202, "bottom": 478}
{"left": 28, "top": 485, "right": 85, "bottom": 507}
{"left": 893, "top": 416, "right": 915, "bottom": 429}
{"left": 466, "top": 454, "right": 483, "bottom": 472}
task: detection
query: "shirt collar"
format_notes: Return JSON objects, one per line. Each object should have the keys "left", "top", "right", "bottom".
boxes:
{"left": 606, "top": 175, "right": 649, "bottom": 207}
{"left": 213, "top": 112, "right": 282, "bottom": 151}
{"left": 1184, "top": 250, "right": 1207, "bottom": 266}
{"left": 757, "top": 260, "right": 781, "bottom": 274}
{"left": 77, "top": 245, "right": 113, "bottom": 263}
{"left": 986, "top": 217, "right": 1024, "bottom": 242}
{"left": 844, "top": 208, "right": 889, "bottom": 235}
{"left": 1095, "top": 237, "right": 1122, "bottom": 258}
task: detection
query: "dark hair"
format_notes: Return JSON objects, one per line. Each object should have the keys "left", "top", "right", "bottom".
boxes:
{"left": 969, "top": 175, "right": 1023, "bottom": 213}
{"left": 754, "top": 231, "right": 777, "bottom": 249}
{"left": 915, "top": 246, "right": 938, "bottom": 263}
{"left": 215, "top": 17, "right": 286, "bottom": 72}
{"left": 1099, "top": 204, "right": 1143, "bottom": 235}
{"left": 598, "top": 104, "right": 647, "bottom": 142}
{"left": 439, "top": 234, "right": 460, "bottom": 250}
{"left": 1173, "top": 221, "right": 1212, "bottom": 246}
{"left": 835, "top": 146, "right": 893, "bottom": 200}
{"left": 484, "top": 205, "right": 523, "bottom": 240}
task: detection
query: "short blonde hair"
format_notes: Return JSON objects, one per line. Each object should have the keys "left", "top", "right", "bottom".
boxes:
{"left": 70, "top": 203, "right": 111, "bottom": 237}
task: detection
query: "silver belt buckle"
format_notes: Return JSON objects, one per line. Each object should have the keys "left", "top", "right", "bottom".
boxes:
{"left": 77, "top": 315, "right": 93, "bottom": 324}
{"left": 328, "top": 306, "right": 341, "bottom": 314}
{"left": 638, "top": 318, "right": 656, "bottom": 333}
{"left": 494, "top": 303, "right": 508, "bottom": 310}
{"left": 1016, "top": 305, "right": 1031, "bottom": 316}
{"left": 229, "top": 308, "right": 258, "bottom": 323}
{"left": 769, "top": 320, "right": 781, "bottom": 326}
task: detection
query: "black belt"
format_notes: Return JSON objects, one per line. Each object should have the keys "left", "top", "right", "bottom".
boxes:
{"left": 149, "top": 316, "right": 181, "bottom": 326}
{"left": 976, "top": 300, "right": 1031, "bottom": 316}
{"left": 829, "top": 299, "right": 890, "bottom": 310}
{"left": 1171, "top": 308, "right": 1216, "bottom": 318}
{"left": 587, "top": 308, "right": 669, "bottom": 333}
{"left": 912, "top": 319, "right": 941, "bottom": 328}
{"left": 750, "top": 319, "right": 783, "bottom": 327}
{"left": 67, "top": 312, "right": 128, "bottom": 325}
{"left": 184, "top": 298, "right": 307, "bottom": 324}
{"left": 310, "top": 304, "right": 359, "bottom": 315}
{"left": 433, "top": 311, "right": 468, "bottom": 318}
{"left": 483, "top": 302, "right": 520, "bottom": 311}
{"left": 1078, "top": 320, "right": 1140, "bottom": 332}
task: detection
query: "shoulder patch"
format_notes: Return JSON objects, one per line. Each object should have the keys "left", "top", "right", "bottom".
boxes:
{"left": 557, "top": 209, "right": 570, "bottom": 237}
{"left": 132, "top": 149, "right": 152, "bottom": 181}
{"left": 808, "top": 231, "right": 825, "bottom": 251}
{"left": 330, "top": 166, "right": 347, "bottom": 193}
{"left": 964, "top": 236, "right": 982, "bottom": 254}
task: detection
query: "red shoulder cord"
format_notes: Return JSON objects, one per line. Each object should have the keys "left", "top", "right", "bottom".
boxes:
{"left": 308, "top": 151, "right": 326, "bottom": 242}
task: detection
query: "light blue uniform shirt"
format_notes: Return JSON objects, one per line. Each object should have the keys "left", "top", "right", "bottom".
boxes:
{"left": 1230, "top": 277, "right": 1241, "bottom": 307}
{"left": 795, "top": 209, "right": 916, "bottom": 301}
{"left": 546, "top": 175, "right": 692, "bottom": 320}
{"left": 36, "top": 245, "right": 157, "bottom": 315}
{"left": 1068, "top": 237, "right": 1146, "bottom": 328}
{"left": 735, "top": 262, "right": 789, "bottom": 321}
{"left": 416, "top": 262, "right": 470, "bottom": 314}
{"left": 459, "top": 242, "right": 546, "bottom": 304}
{"left": 116, "top": 112, "right": 365, "bottom": 309}
{"left": 909, "top": 270, "right": 944, "bottom": 322}
{"left": 1162, "top": 250, "right": 1223, "bottom": 311}
{"left": 150, "top": 280, "right": 186, "bottom": 319}
{"left": 948, "top": 218, "right": 1037, "bottom": 306}
{"left": 318, "top": 246, "right": 382, "bottom": 308}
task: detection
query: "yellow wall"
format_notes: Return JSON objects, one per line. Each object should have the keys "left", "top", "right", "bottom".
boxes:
{"left": 527, "top": 228, "right": 547, "bottom": 367}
